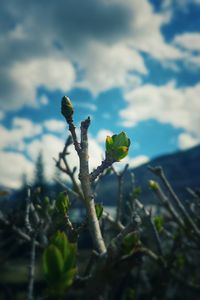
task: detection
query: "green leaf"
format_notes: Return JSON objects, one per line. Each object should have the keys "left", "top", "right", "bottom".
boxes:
{"left": 153, "top": 216, "right": 164, "bottom": 233}
{"left": 51, "top": 231, "right": 69, "bottom": 261}
{"left": 56, "top": 192, "right": 70, "bottom": 215}
{"left": 43, "top": 245, "right": 64, "bottom": 283}
{"left": 61, "top": 268, "right": 77, "bottom": 288}
{"left": 113, "top": 146, "right": 129, "bottom": 161}
{"left": 63, "top": 243, "right": 77, "bottom": 272}
{"left": 95, "top": 203, "right": 104, "bottom": 219}
{"left": 112, "top": 132, "right": 130, "bottom": 148}
{"left": 105, "top": 131, "right": 131, "bottom": 161}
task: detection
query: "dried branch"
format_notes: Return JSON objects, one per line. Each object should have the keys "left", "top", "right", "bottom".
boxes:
{"left": 61, "top": 98, "right": 106, "bottom": 254}
{"left": 102, "top": 210, "right": 124, "bottom": 231}
{"left": 89, "top": 158, "right": 115, "bottom": 182}
{"left": 53, "top": 176, "right": 81, "bottom": 199}
{"left": 149, "top": 166, "right": 200, "bottom": 238}
{"left": 150, "top": 182, "right": 185, "bottom": 229}
{"left": 134, "top": 199, "right": 163, "bottom": 256}
{"left": 25, "top": 187, "right": 32, "bottom": 233}
{"left": 108, "top": 213, "right": 141, "bottom": 258}
{"left": 0, "top": 212, "right": 41, "bottom": 247}
{"left": 54, "top": 136, "right": 84, "bottom": 201}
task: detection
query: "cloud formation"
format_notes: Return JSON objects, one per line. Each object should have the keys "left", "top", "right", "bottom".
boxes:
{"left": 178, "top": 132, "right": 200, "bottom": 150}
{"left": 0, "top": 0, "right": 184, "bottom": 110}
{"left": 120, "top": 81, "right": 200, "bottom": 137}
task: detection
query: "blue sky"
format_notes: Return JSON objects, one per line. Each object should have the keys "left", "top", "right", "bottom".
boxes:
{"left": 0, "top": 0, "right": 200, "bottom": 188}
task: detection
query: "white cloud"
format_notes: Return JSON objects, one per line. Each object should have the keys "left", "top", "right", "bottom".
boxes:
{"left": 0, "top": 151, "right": 34, "bottom": 188}
{"left": 112, "top": 155, "right": 149, "bottom": 172}
{"left": 39, "top": 95, "right": 49, "bottom": 106}
{"left": 0, "top": 0, "right": 187, "bottom": 110}
{"left": 4, "top": 56, "right": 76, "bottom": 110}
{"left": 172, "top": 33, "right": 200, "bottom": 70}
{"left": 74, "top": 102, "right": 97, "bottom": 111}
{"left": 173, "top": 33, "right": 200, "bottom": 51}
{"left": 26, "top": 134, "right": 65, "bottom": 181}
{"left": 88, "top": 136, "right": 104, "bottom": 171}
{"left": 96, "top": 129, "right": 114, "bottom": 143}
{"left": 26, "top": 132, "right": 104, "bottom": 182}
{"left": 120, "top": 81, "right": 200, "bottom": 137}
{"left": 76, "top": 42, "right": 146, "bottom": 95}
{"left": 124, "top": 0, "right": 182, "bottom": 61}
{"left": 0, "top": 118, "right": 42, "bottom": 151}
{"left": 13, "top": 117, "right": 42, "bottom": 136}
{"left": 127, "top": 155, "right": 150, "bottom": 168}
{"left": 44, "top": 119, "right": 66, "bottom": 133}
{"left": 178, "top": 132, "right": 200, "bottom": 150}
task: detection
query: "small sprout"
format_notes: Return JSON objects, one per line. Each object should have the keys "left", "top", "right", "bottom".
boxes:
{"left": 61, "top": 96, "right": 74, "bottom": 122}
{"left": 95, "top": 203, "right": 104, "bottom": 219}
{"left": 106, "top": 131, "right": 131, "bottom": 161}
{"left": 153, "top": 215, "right": 164, "bottom": 233}
{"left": 148, "top": 180, "right": 159, "bottom": 191}
{"left": 56, "top": 192, "right": 70, "bottom": 215}
{"left": 43, "top": 231, "right": 77, "bottom": 294}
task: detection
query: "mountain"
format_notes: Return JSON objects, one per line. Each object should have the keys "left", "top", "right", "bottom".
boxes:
{"left": 96, "top": 145, "right": 200, "bottom": 206}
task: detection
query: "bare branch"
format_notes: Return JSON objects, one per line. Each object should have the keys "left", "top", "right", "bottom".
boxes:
{"left": 149, "top": 166, "right": 200, "bottom": 238}
{"left": 79, "top": 117, "right": 106, "bottom": 254}
{"left": 89, "top": 158, "right": 115, "bottom": 182}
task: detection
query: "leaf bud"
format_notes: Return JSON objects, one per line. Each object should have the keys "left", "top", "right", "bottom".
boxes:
{"left": 61, "top": 96, "right": 74, "bottom": 122}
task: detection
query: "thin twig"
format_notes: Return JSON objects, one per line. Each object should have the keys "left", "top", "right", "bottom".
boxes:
{"left": 53, "top": 176, "right": 81, "bottom": 199}
{"left": 25, "top": 188, "right": 32, "bottom": 233}
{"left": 151, "top": 183, "right": 185, "bottom": 229}
{"left": 149, "top": 166, "right": 200, "bottom": 238}
{"left": 102, "top": 210, "right": 124, "bottom": 231}
{"left": 134, "top": 199, "right": 163, "bottom": 256}
{"left": 0, "top": 212, "right": 41, "bottom": 247}
{"left": 89, "top": 158, "right": 115, "bottom": 182}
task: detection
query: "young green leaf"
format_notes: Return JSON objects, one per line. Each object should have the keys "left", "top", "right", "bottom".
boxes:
{"left": 51, "top": 231, "right": 69, "bottom": 261}
{"left": 105, "top": 131, "right": 131, "bottom": 161}
{"left": 43, "top": 245, "right": 64, "bottom": 283}
{"left": 153, "top": 216, "right": 164, "bottom": 233}
{"left": 56, "top": 192, "right": 70, "bottom": 215}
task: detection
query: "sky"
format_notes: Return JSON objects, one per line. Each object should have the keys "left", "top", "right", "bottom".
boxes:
{"left": 0, "top": 0, "right": 200, "bottom": 189}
